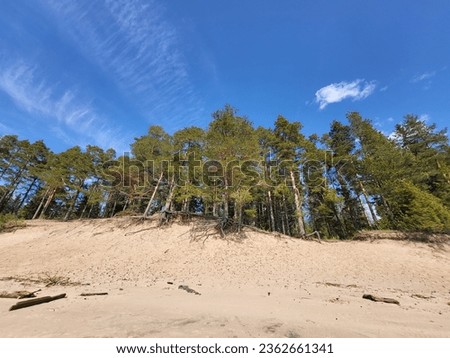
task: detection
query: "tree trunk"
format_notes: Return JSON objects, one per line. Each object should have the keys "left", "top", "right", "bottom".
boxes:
{"left": 222, "top": 175, "right": 229, "bottom": 219}
{"left": 280, "top": 206, "right": 286, "bottom": 235}
{"left": 0, "top": 162, "right": 11, "bottom": 179}
{"left": 110, "top": 200, "right": 117, "bottom": 218}
{"left": 0, "top": 165, "right": 28, "bottom": 208}
{"left": 267, "top": 190, "right": 275, "bottom": 231}
{"left": 87, "top": 204, "right": 94, "bottom": 218}
{"left": 32, "top": 188, "right": 49, "bottom": 219}
{"left": 16, "top": 178, "right": 38, "bottom": 212}
{"left": 79, "top": 198, "right": 89, "bottom": 219}
{"left": 282, "top": 193, "right": 291, "bottom": 236}
{"left": 39, "top": 187, "right": 56, "bottom": 219}
{"left": 122, "top": 197, "right": 129, "bottom": 211}
{"left": 64, "top": 189, "right": 80, "bottom": 221}
{"left": 358, "top": 180, "right": 377, "bottom": 227}
{"left": 237, "top": 203, "right": 243, "bottom": 231}
{"left": 162, "top": 176, "right": 176, "bottom": 212}
{"left": 143, "top": 172, "right": 163, "bottom": 217}
{"left": 289, "top": 170, "right": 306, "bottom": 236}
{"left": 182, "top": 198, "right": 188, "bottom": 212}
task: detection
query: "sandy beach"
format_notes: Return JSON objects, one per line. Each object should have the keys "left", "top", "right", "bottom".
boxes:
{"left": 0, "top": 218, "right": 449, "bottom": 338}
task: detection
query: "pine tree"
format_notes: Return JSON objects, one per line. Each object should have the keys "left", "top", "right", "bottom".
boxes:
{"left": 131, "top": 125, "right": 174, "bottom": 216}
{"left": 270, "top": 115, "right": 306, "bottom": 236}
{"left": 204, "top": 105, "right": 259, "bottom": 222}
{"left": 394, "top": 115, "right": 450, "bottom": 207}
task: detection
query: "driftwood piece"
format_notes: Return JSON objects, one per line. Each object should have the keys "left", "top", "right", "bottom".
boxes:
{"left": 80, "top": 292, "right": 108, "bottom": 297}
{"left": 9, "top": 293, "right": 66, "bottom": 311}
{"left": 0, "top": 289, "right": 41, "bottom": 299}
{"left": 411, "top": 293, "right": 434, "bottom": 300}
{"left": 178, "top": 285, "right": 201, "bottom": 295}
{"left": 362, "top": 294, "right": 400, "bottom": 305}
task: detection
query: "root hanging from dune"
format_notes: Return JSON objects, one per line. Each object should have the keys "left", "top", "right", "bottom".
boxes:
{"left": 189, "top": 216, "right": 247, "bottom": 244}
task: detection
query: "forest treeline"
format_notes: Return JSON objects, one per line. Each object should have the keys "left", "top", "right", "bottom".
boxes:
{"left": 1, "top": 106, "right": 449, "bottom": 238}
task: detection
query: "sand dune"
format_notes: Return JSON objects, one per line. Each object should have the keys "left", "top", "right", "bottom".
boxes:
{"left": 0, "top": 218, "right": 449, "bottom": 338}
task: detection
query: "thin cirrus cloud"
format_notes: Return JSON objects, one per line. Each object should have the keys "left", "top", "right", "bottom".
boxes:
{"left": 43, "top": 0, "right": 204, "bottom": 128}
{"left": 411, "top": 71, "right": 436, "bottom": 83}
{"left": 315, "top": 79, "right": 377, "bottom": 110}
{"left": 0, "top": 61, "right": 128, "bottom": 152}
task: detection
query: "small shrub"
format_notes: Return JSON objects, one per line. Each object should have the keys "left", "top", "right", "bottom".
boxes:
{"left": 0, "top": 214, "right": 26, "bottom": 232}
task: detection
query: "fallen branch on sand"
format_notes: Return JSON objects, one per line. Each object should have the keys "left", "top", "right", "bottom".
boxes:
{"left": 9, "top": 293, "right": 66, "bottom": 311}
{"left": 0, "top": 289, "right": 41, "bottom": 299}
{"left": 80, "top": 292, "right": 108, "bottom": 297}
{"left": 411, "top": 293, "right": 434, "bottom": 300}
{"left": 362, "top": 294, "right": 400, "bottom": 305}
{"left": 178, "top": 285, "right": 201, "bottom": 295}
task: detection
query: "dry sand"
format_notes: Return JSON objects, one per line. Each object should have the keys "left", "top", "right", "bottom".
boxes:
{"left": 0, "top": 218, "right": 449, "bottom": 338}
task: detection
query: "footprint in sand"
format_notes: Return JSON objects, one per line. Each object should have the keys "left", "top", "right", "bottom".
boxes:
{"left": 264, "top": 322, "right": 283, "bottom": 333}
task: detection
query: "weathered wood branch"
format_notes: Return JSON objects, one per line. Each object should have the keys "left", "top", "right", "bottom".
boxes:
{"left": 80, "top": 292, "right": 108, "bottom": 296}
{"left": 362, "top": 294, "right": 400, "bottom": 305}
{"left": 9, "top": 293, "right": 66, "bottom": 311}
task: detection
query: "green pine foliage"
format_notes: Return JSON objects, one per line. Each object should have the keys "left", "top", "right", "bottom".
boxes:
{"left": 383, "top": 180, "right": 450, "bottom": 232}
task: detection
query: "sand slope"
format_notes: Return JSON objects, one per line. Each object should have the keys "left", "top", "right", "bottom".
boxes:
{"left": 0, "top": 218, "right": 449, "bottom": 338}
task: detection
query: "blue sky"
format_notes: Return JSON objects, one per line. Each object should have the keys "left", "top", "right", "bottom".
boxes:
{"left": 0, "top": 0, "right": 449, "bottom": 153}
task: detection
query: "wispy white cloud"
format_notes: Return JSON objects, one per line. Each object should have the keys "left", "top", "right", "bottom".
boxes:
{"left": 43, "top": 0, "right": 204, "bottom": 128}
{"left": 0, "top": 61, "right": 128, "bottom": 152}
{"left": 411, "top": 71, "right": 436, "bottom": 83}
{"left": 315, "top": 79, "right": 376, "bottom": 110}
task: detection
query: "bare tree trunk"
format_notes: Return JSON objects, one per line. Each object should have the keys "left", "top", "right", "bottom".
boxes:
{"left": 87, "top": 204, "right": 94, "bottom": 218}
{"left": 122, "top": 197, "right": 129, "bottom": 211}
{"left": 358, "top": 181, "right": 377, "bottom": 227}
{"left": 282, "top": 193, "right": 291, "bottom": 236}
{"left": 16, "top": 178, "right": 38, "bottom": 212}
{"left": 79, "top": 198, "right": 89, "bottom": 219}
{"left": 222, "top": 176, "right": 229, "bottom": 219}
{"left": 0, "top": 177, "right": 22, "bottom": 209}
{"left": 143, "top": 172, "right": 163, "bottom": 217}
{"left": 267, "top": 190, "right": 275, "bottom": 231}
{"left": 182, "top": 198, "right": 188, "bottom": 212}
{"left": 280, "top": 207, "right": 286, "bottom": 235}
{"left": 32, "top": 188, "right": 49, "bottom": 219}
{"left": 39, "top": 187, "right": 56, "bottom": 219}
{"left": 64, "top": 189, "right": 80, "bottom": 221}
{"left": 273, "top": 199, "right": 280, "bottom": 232}
{"left": 162, "top": 176, "right": 176, "bottom": 212}
{"left": 110, "top": 200, "right": 117, "bottom": 218}
{"left": 290, "top": 170, "right": 306, "bottom": 236}
{"left": 238, "top": 203, "right": 243, "bottom": 231}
